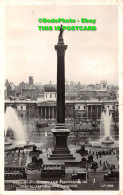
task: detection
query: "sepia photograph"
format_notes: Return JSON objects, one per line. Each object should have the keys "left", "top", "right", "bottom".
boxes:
{"left": 1, "top": 1, "right": 122, "bottom": 192}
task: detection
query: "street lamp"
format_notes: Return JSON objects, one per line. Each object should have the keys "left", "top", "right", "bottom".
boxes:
{"left": 84, "top": 156, "right": 88, "bottom": 183}
{"left": 73, "top": 104, "right": 75, "bottom": 129}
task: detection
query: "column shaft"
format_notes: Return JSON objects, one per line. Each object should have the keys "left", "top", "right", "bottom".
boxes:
{"left": 91, "top": 106, "right": 92, "bottom": 119}
{"left": 45, "top": 107, "right": 46, "bottom": 119}
{"left": 52, "top": 107, "right": 54, "bottom": 119}
{"left": 49, "top": 107, "right": 50, "bottom": 119}
{"left": 41, "top": 107, "right": 42, "bottom": 118}
{"left": 86, "top": 105, "right": 88, "bottom": 120}
{"left": 97, "top": 106, "right": 98, "bottom": 118}
{"left": 57, "top": 55, "right": 65, "bottom": 124}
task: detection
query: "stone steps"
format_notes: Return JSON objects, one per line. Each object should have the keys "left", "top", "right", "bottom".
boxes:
{"left": 48, "top": 155, "right": 75, "bottom": 160}
{"left": 50, "top": 154, "right": 73, "bottom": 157}
{"left": 52, "top": 150, "right": 70, "bottom": 154}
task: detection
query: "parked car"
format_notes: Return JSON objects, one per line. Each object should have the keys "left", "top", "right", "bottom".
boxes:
{"left": 71, "top": 171, "right": 88, "bottom": 179}
{"left": 104, "top": 170, "right": 119, "bottom": 181}
{"left": 36, "top": 121, "right": 49, "bottom": 128}
{"left": 90, "top": 161, "right": 98, "bottom": 169}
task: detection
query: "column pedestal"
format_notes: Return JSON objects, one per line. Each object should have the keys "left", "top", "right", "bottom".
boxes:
{"left": 48, "top": 125, "right": 75, "bottom": 160}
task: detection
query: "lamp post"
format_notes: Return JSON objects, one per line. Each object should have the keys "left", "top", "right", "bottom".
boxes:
{"left": 85, "top": 157, "right": 88, "bottom": 183}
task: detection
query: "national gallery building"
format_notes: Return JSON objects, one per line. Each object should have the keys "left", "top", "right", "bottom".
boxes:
{"left": 4, "top": 82, "right": 119, "bottom": 125}
{"left": 5, "top": 98, "right": 119, "bottom": 124}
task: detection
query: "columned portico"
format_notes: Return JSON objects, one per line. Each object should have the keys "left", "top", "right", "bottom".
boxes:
{"left": 37, "top": 105, "right": 57, "bottom": 120}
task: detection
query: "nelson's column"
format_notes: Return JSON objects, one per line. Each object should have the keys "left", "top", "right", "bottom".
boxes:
{"left": 49, "top": 25, "right": 75, "bottom": 160}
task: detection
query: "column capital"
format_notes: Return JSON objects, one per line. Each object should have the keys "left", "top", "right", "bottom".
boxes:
{"left": 55, "top": 44, "right": 67, "bottom": 56}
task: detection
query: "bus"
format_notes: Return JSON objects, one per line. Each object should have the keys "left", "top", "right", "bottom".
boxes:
{"left": 41, "top": 163, "right": 65, "bottom": 177}
{"left": 5, "top": 172, "right": 23, "bottom": 180}
{"left": 4, "top": 166, "right": 26, "bottom": 180}
{"left": 5, "top": 166, "right": 25, "bottom": 173}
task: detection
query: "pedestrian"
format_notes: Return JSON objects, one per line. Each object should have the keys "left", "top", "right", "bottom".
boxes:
{"left": 110, "top": 165, "right": 113, "bottom": 172}
{"left": 100, "top": 160, "right": 101, "bottom": 165}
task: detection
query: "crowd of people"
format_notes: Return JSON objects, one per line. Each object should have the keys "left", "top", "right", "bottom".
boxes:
{"left": 88, "top": 148, "right": 119, "bottom": 171}
{"left": 5, "top": 149, "right": 27, "bottom": 166}
{"left": 89, "top": 149, "right": 118, "bottom": 156}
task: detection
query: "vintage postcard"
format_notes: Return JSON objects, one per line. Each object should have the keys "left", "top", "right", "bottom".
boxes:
{"left": 0, "top": 0, "right": 123, "bottom": 194}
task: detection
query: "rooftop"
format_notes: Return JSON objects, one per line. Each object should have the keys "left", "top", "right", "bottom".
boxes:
{"left": 44, "top": 82, "right": 57, "bottom": 92}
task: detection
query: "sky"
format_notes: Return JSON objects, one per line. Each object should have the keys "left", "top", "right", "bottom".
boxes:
{"left": 5, "top": 5, "right": 118, "bottom": 85}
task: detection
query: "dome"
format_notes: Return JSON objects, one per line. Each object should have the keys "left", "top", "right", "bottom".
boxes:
{"left": 44, "top": 82, "right": 57, "bottom": 92}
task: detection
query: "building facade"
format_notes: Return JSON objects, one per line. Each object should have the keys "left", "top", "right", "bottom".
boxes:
{"left": 5, "top": 99, "right": 119, "bottom": 124}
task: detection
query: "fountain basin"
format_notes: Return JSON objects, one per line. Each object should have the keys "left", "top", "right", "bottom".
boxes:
{"left": 101, "top": 136, "right": 114, "bottom": 145}
{"left": 92, "top": 142, "right": 101, "bottom": 148}
{"left": 87, "top": 139, "right": 118, "bottom": 149}
{"left": 4, "top": 137, "right": 13, "bottom": 146}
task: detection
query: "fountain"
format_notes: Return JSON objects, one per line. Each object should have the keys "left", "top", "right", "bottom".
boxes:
{"left": 5, "top": 107, "right": 26, "bottom": 142}
{"left": 4, "top": 106, "right": 34, "bottom": 151}
{"left": 89, "top": 107, "right": 118, "bottom": 148}
{"left": 100, "top": 107, "right": 114, "bottom": 145}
